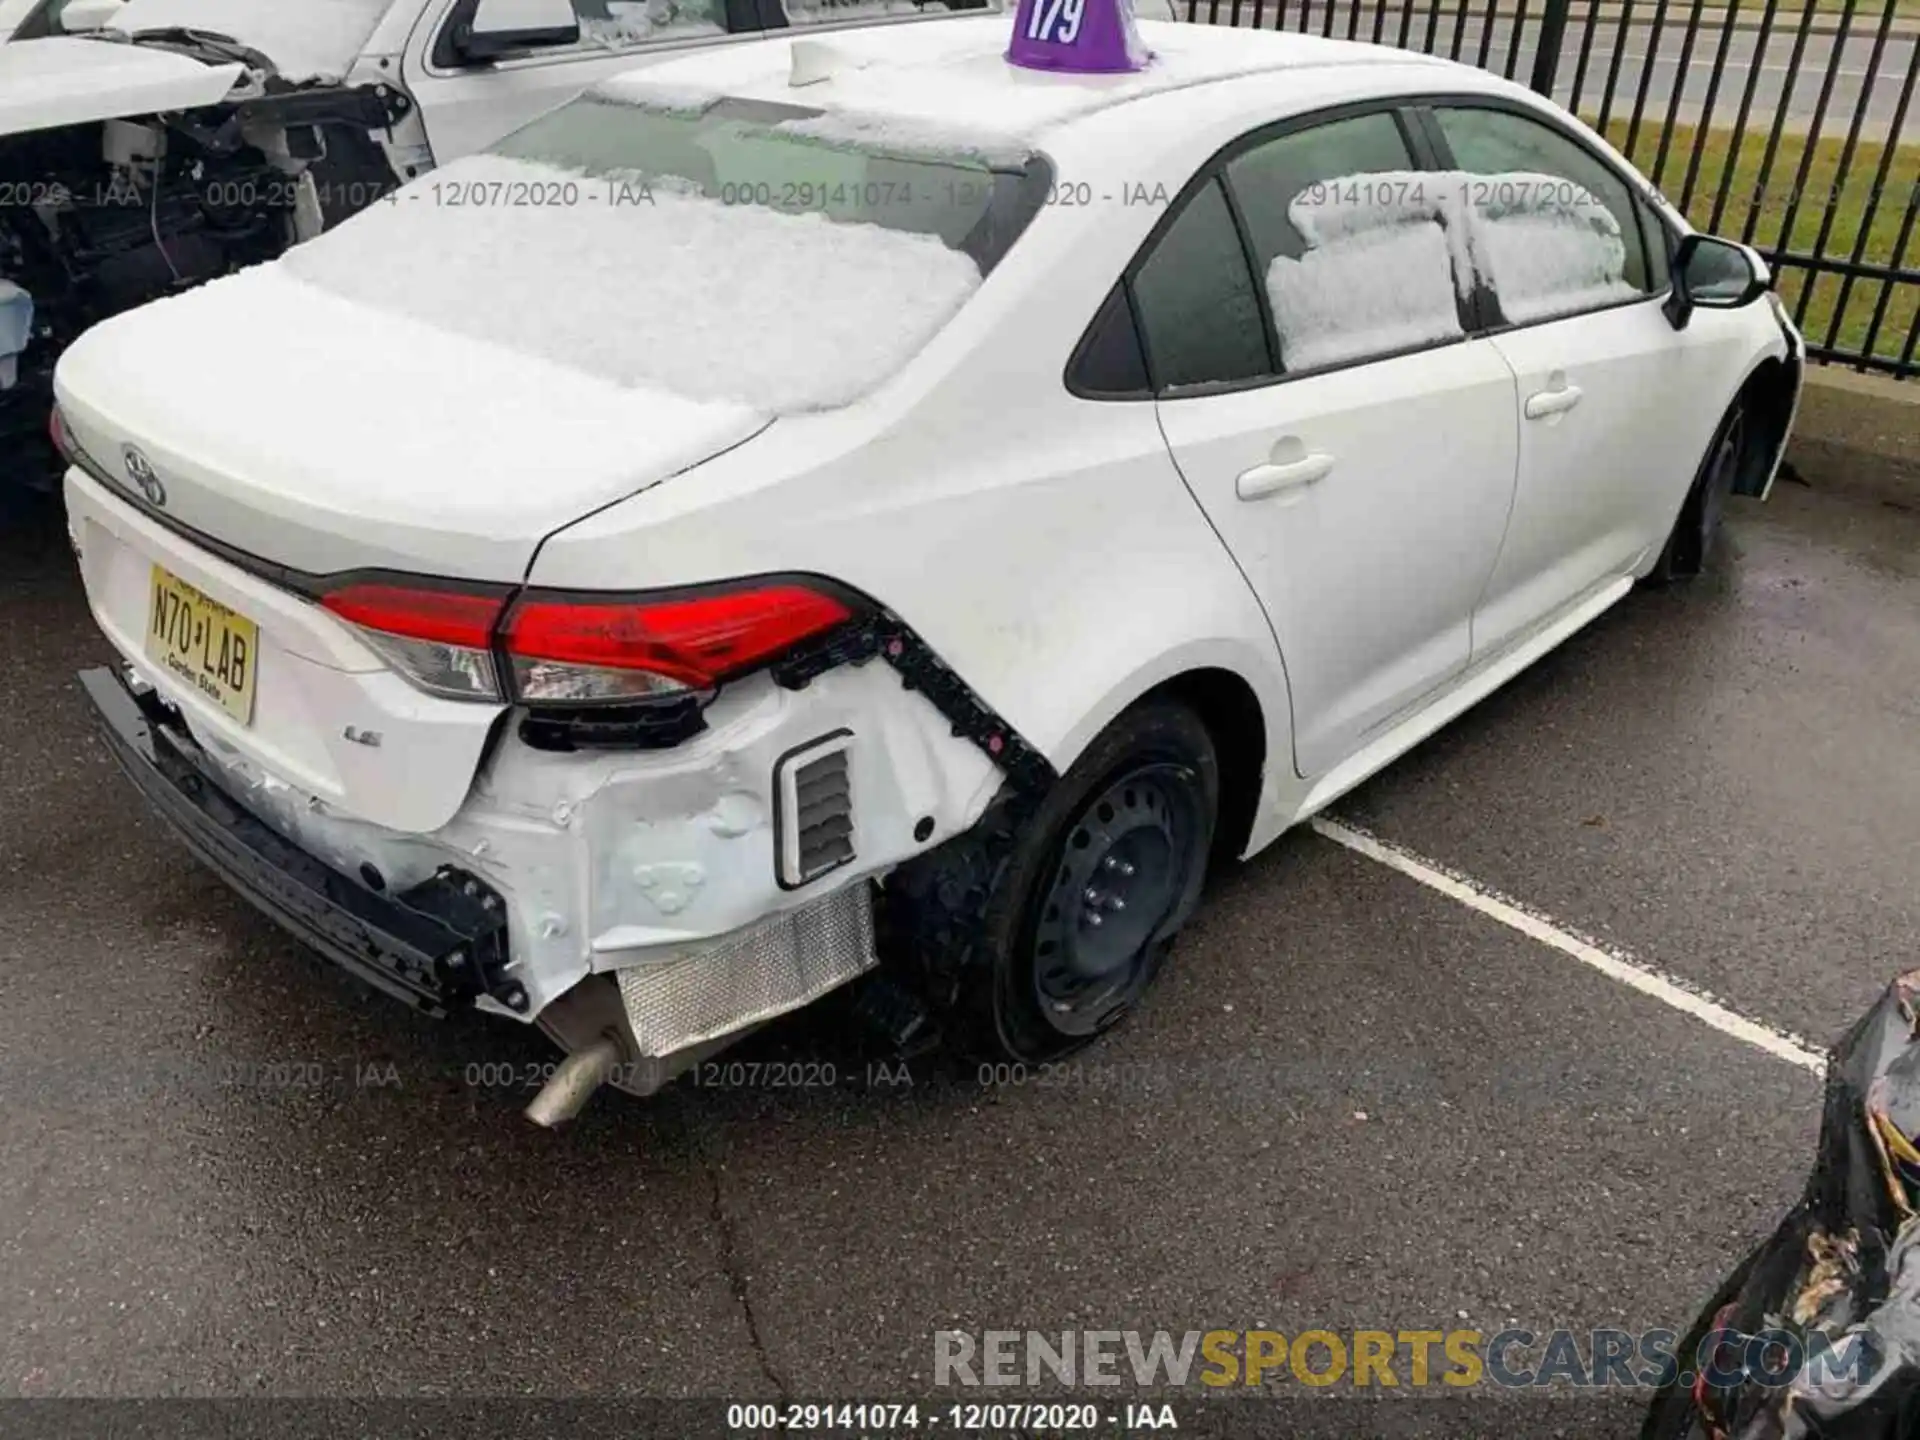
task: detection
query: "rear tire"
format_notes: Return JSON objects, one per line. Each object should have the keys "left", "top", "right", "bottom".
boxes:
{"left": 886, "top": 699, "right": 1219, "bottom": 1065}
{"left": 1648, "top": 400, "right": 1748, "bottom": 584}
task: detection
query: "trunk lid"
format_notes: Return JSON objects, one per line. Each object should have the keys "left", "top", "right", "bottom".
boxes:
{"left": 54, "top": 262, "right": 771, "bottom": 582}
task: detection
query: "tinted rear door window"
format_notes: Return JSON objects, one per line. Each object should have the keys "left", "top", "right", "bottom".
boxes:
{"left": 1130, "top": 177, "right": 1271, "bottom": 391}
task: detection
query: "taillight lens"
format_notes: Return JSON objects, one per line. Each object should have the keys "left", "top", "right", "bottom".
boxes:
{"left": 502, "top": 582, "right": 855, "bottom": 705}
{"left": 321, "top": 582, "right": 506, "bottom": 701}
{"left": 319, "top": 577, "right": 858, "bottom": 708}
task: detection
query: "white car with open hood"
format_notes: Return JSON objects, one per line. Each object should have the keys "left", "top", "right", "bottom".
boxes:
{"left": 56, "top": 11, "right": 1801, "bottom": 1122}
{"left": 0, "top": 0, "right": 1002, "bottom": 487}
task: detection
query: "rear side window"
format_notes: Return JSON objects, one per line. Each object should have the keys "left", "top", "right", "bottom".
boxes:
{"left": 1225, "top": 112, "right": 1416, "bottom": 267}
{"left": 1430, "top": 105, "right": 1656, "bottom": 323}
{"left": 1222, "top": 111, "right": 1464, "bottom": 374}
{"left": 1130, "top": 178, "right": 1270, "bottom": 391}
{"left": 1069, "top": 284, "right": 1150, "bottom": 397}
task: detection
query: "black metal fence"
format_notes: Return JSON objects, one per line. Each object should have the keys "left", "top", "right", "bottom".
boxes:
{"left": 1181, "top": 0, "right": 1920, "bottom": 377}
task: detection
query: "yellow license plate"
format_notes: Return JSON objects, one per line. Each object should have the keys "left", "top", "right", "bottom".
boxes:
{"left": 144, "top": 564, "right": 259, "bottom": 724}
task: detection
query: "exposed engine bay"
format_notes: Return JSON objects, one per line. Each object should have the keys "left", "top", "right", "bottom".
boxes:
{"left": 0, "top": 67, "right": 409, "bottom": 488}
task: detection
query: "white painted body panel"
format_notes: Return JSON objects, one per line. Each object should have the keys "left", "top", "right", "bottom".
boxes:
{"left": 0, "top": 36, "right": 241, "bottom": 136}
{"left": 1156, "top": 339, "right": 1520, "bottom": 778}
{"left": 1474, "top": 298, "right": 1760, "bottom": 657}
{"left": 529, "top": 59, "right": 1473, "bottom": 835}
{"left": 53, "top": 265, "right": 770, "bottom": 580}
{"left": 1297, "top": 573, "right": 1634, "bottom": 819}
{"left": 66, "top": 469, "right": 507, "bottom": 834}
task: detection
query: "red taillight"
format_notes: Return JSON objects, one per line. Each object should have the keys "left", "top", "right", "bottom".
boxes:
{"left": 317, "top": 576, "right": 858, "bottom": 708}
{"left": 320, "top": 582, "right": 508, "bottom": 702}
{"left": 503, "top": 583, "right": 855, "bottom": 702}
{"left": 321, "top": 583, "right": 504, "bottom": 648}
{"left": 48, "top": 404, "right": 73, "bottom": 462}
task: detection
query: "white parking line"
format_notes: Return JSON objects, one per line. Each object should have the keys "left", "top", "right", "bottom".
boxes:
{"left": 1310, "top": 815, "right": 1829, "bottom": 1075}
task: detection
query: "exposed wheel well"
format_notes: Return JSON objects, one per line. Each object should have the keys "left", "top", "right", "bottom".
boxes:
{"left": 1735, "top": 354, "right": 1798, "bottom": 496}
{"left": 1660, "top": 356, "right": 1796, "bottom": 578}
{"left": 1143, "top": 668, "right": 1267, "bottom": 870}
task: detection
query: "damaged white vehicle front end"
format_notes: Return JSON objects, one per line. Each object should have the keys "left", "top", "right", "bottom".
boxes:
{"left": 1, "top": 0, "right": 422, "bottom": 485}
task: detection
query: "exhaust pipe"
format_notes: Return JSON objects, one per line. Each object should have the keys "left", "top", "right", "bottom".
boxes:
{"left": 524, "top": 1034, "right": 624, "bottom": 1127}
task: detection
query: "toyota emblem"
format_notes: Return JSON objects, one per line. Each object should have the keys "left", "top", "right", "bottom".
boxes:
{"left": 122, "top": 445, "right": 166, "bottom": 507}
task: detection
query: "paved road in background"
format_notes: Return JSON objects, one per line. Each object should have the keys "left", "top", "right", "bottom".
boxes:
{"left": 2, "top": 476, "right": 1917, "bottom": 1431}
{"left": 1204, "top": 5, "right": 1920, "bottom": 144}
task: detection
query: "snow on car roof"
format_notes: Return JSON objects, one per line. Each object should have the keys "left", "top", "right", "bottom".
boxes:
{"left": 105, "top": 0, "right": 390, "bottom": 82}
{"left": 595, "top": 17, "right": 1455, "bottom": 150}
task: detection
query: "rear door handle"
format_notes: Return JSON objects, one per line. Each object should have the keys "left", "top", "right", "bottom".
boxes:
{"left": 1236, "top": 451, "right": 1334, "bottom": 500}
{"left": 1524, "top": 383, "right": 1584, "bottom": 419}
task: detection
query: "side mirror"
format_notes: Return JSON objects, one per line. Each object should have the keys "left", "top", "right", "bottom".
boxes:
{"left": 1664, "top": 232, "right": 1770, "bottom": 331}
{"left": 451, "top": 0, "right": 580, "bottom": 63}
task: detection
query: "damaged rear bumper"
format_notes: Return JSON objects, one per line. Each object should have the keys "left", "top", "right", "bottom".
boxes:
{"left": 81, "top": 664, "right": 512, "bottom": 1017}
{"left": 80, "top": 656, "right": 973, "bottom": 1084}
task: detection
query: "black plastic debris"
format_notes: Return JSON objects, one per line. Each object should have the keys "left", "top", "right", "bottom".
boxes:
{"left": 1644, "top": 969, "right": 1920, "bottom": 1439}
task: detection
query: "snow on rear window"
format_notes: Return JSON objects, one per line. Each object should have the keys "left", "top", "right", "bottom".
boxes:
{"left": 277, "top": 153, "right": 983, "bottom": 413}
{"left": 1268, "top": 168, "right": 1640, "bottom": 370}
{"left": 106, "top": 0, "right": 389, "bottom": 81}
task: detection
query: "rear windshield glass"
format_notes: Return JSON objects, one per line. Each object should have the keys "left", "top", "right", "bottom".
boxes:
{"left": 275, "top": 95, "right": 1050, "bottom": 414}
{"left": 492, "top": 93, "right": 1051, "bottom": 278}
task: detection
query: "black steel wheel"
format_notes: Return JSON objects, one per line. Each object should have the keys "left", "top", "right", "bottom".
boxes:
{"left": 882, "top": 697, "right": 1220, "bottom": 1065}
{"left": 1030, "top": 763, "right": 1208, "bottom": 1037}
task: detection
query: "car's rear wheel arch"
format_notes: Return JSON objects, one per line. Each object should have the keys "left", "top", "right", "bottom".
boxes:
{"left": 881, "top": 679, "right": 1255, "bottom": 1063}
{"left": 1140, "top": 667, "right": 1266, "bottom": 869}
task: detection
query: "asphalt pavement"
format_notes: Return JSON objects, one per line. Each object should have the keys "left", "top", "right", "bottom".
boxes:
{"left": 1, "top": 477, "right": 1915, "bottom": 1435}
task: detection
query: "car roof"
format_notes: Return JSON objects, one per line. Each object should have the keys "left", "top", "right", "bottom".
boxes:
{"left": 592, "top": 16, "right": 1480, "bottom": 149}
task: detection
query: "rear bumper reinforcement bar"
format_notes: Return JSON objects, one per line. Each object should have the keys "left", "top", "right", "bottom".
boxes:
{"left": 79, "top": 665, "right": 513, "bottom": 1018}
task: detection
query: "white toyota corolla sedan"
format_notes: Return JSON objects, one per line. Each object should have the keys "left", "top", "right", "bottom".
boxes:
{"left": 53, "top": 9, "right": 1801, "bottom": 1119}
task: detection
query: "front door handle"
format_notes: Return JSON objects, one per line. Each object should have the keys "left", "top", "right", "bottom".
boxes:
{"left": 1236, "top": 451, "right": 1334, "bottom": 500}
{"left": 1524, "top": 382, "right": 1584, "bottom": 420}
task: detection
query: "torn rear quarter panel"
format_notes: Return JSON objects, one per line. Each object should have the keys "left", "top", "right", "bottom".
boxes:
{"left": 188, "top": 660, "right": 1003, "bottom": 1020}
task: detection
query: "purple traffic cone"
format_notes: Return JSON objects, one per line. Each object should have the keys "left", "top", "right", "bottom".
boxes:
{"left": 1007, "top": 0, "right": 1151, "bottom": 73}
